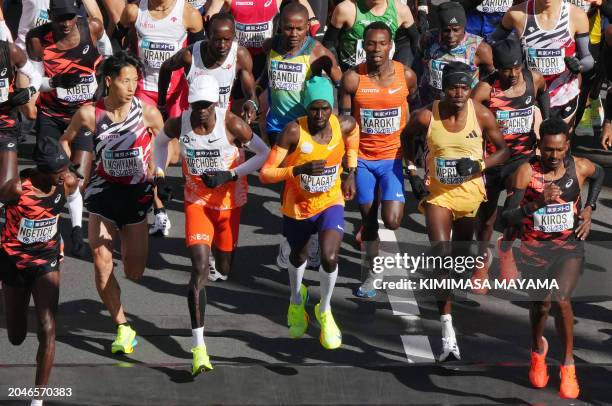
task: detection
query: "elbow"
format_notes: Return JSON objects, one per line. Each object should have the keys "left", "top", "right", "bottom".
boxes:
{"left": 258, "top": 170, "right": 271, "bottom": 184}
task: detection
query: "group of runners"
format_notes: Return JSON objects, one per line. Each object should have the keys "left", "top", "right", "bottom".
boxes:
{"left": 0, "top": 0, "right": 610, "bottom": 404}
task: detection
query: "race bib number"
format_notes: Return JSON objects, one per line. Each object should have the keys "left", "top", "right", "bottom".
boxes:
{"left": 435, "top": 157, "right": 470, "bottom": 185}
{"left": 235, "top": 21, "right": 273, "bottom": 49}
{"left": 300, "top": 165, "right": 339, "bottom": 193}
{"left": 140, "top": 38, "right": 178, "bottom": 69}
{"left": 219, "top": 86, "right": 231, "bottom": 109}
{"left": 533, "top": 202, "right": 574, "bottom": 233}
{"left": 360, "top": 108, "right": 401, "bottom": 135}
{"left": 429, "top": 59, "right": 448, "bottom": 90}
{"left": 17, "top": 216, "right": 59, "bottom": 244}
{"left": 526, "top": 48, "right": 565, "bottom": 76}
{"left": 476, "top": 0, "right": 513, "bottom": 13}
{"left": 355, "top": 39, "right": 396, "bottom": 66}
{"left": 0, "top": 78, "right": 9, "bottom": 103}
{"left": 56, "top": 74, "right": 97, "bottom": 102}
{"left": 496, "top": 106, "right": 534, "bottom": 135}
{"left": 102, "top": 147, "right": 145, "bottom": 177}
{"left": 185, "top": 148, "right": 223, "bottom": 175}
{"left": 269, "top": 60, "right": 306, "bottom": 91}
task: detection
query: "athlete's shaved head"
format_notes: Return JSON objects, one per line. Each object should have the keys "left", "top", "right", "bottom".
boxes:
{"left": 280, "top": 2, "right": 309, "bottom": 50}
{"left": 280, "top": 2, "right": 309, "bottom": 23}
{"left": 207, "top": 12, "right": 235, "bottom": 36}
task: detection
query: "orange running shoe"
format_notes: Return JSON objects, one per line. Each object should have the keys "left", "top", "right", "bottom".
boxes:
{"left": 497, "top": 236, "right": 518, "bottom": 282}
{"left": 471, "top": 248, "right": 492, "bottom": 295}
{"left": 529, "top": 336, "right": 549, "bottom": 388}
{"left": 559, "top": 364, "right": 580, "bottom": 399}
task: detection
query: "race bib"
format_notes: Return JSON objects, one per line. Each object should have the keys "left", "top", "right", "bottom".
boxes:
{"left": 102, "top": 147, "right": 145, "bottom": 177}
{"left": 476, "top": 0, "right": 513, "bottom": 13}
{"left": 360, "top": 108, "right": 401, "bottom": 135}
{"left": 526, "top": 48, "right": 565, "bottom": 76}
{"left": 235, "top": 21, "right": 273, "bottom": 49}
{"left": 34, "top": 9, "right": 50, "bottom": 28}
{"left": 269, "top": 60, "right": 306, "bottom": 91}
{"left": 185, "top": 148, "right": 223, "bottom": 175}
{"left": 435, "top": 157, "right": 470, "bottom": 185}
{"left": 56, "top": 74, "right": 97, "bottom": 102}
{"left": 187, "top": 0, "right": 205, "bottom": 8}
{"left": 300, "top": 165, "right": 339, "bottom": 193}
{"left": 533, "top": 202, "right": 574, "bottom": 233}
{"left": 219, "top": 85, "right": 231, "bottom": 109}
{"left": 496, "top": 106, "right": 534, "bottom": 135}
{"left": 140, "top": 38, "right": 179, "bottom": 69}
{"left": 355, "top": 39, "right": 396, "bottom": 66}
{"left": 17, "top": 216, "right": 59, "bottom": 244}
{"left": 566, "top": 0, "right": 591, "bottom": 13}
{"left": 0, "top": 78, "right": 9, "bottom": 103}
{"left": 429, "top": 59, "right": 448, "bottom": 90}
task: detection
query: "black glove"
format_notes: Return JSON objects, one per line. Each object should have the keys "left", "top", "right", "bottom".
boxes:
{"left": 153, "top": 176, "right": 173, "bottom": 202}
{"left": 7, "top": 87, "right": 35, "bottom": 107}
{"left": 51, "top": 72, "right": 82, "bottom": 88}
{"left": 201, "top": 171, "right": 236, "bottom": 188}
{"left": 408, "top": 173, "right": 429, "bottom": 201}
{"left": 71, "top": 226, "right": 87, "bottom": 258}
{"left": 455, "top": 158, "right": 482, "bottom": 176}
{"left": 417, "top": 10, "right": 429, "bottom": 34}
{"left": 564, "top": 56, "right": 582, "bottom": 74}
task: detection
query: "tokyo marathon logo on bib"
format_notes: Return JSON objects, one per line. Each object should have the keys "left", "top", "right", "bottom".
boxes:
{"left": 526, "top": 48, "right": 565, "bottom": 76}
{"left": 236, "top": 22, "right": 273, "bottom": 49}
{"left": 360, "top": 108, "right": 401, "bottom": 135}
{"left": 17, "top": 216, "right": 59, "bottom": 244}
{"left": 429, "top": 59, "right": 449, "bottom": 90}
{"left": 56, "top": 74, "right": 97, "bottom": 102}
{"left": 300, "top": 165, "right": 338, "bottom": 193}
{"left": 0, "top": 78, "right": 9, "bottom": 103}
{"left": 102, "top": 147, "right": 144, "bottom": 177}
{"left": 476, "top": 0, "right": 513, "bottom": 13}
{"left": 270, "top": 60, "right": 306, "bottom": 91}
{"left": 185, "top": 148, "right": 222, "bottom": 175}
{"left": 435, "top": 157, "right": 470, "bottom": 185}
{"left": 496, "top": 106, "right": 534, "bottom": 135}
{"left": 141, "top": 39, "right": 177, "bottom": 69}
{"left": 34, "top": 9, "right": 50, "bottom": 27}
{"left": 533, "top": 202, "right": 574, "bottom": 233}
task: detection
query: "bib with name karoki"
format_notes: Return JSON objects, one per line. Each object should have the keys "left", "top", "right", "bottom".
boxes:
{"left": 526, "top": 48, "right": 565, "bottom": 76}
{"left": 269, "top": 60, "right": 307, "bottom": 92}
{"left": 140, "top": 38, "right": 180, "bottom": 69}
{"left": 56, "top": 74, "right": 97, "bottom": 102}
{"left": 17, "top": 215, "right": 59, "bottom": 244}
{"left": 435, "top": 157, "right": 470, "bottom": 185}
{"left": 496, "top": 106, "right": 534, "bottom": 135}
{"left": 184, "top": 148, "right": 223, "bottom": 175}
{"left": 533, "top": 202, "right": 574, "bottom": 233}
{"left": 102, "top": 147, "right": 145, "bottom": 178}
{"left": 360, "top": 108, "right": 402, "bottom": 135}
{"left": 236, "top": 22, "right": 273, "bottom": 49}
{"left": 477, "top": 0, "right": 513, "bottom": 13}
{"left": 300, "top": 165, "right": 339, "bottom": 193}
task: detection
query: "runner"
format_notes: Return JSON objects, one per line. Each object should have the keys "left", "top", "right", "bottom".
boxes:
{"left": 493, "top": 0, "right": 594, "bottom": 128}
{"left": 455, "top": 0, "right": 515, "bottom": 41}
{"left": 323, "top": 0, "right": 419, "bottom": 71}
{"left": 259, "top": 76, "right": 359, "bottom": 350}
{"left": 115, "top": 0, "right": 204, "bottom": 237}
{"left": 339, "top": 21, "right": 417, "bottom": 297}
{"left": 501, "top": 117, "right": 604, "bottom": 399}
{"left": 469, "top": 38, "right": 549, "bottom": 293}
{"left": 153, "top": 75, "right": 269, "bottom": 374}
{"left": 402, "top": 62, "right": 509, "bottom": 361}
{"left": 420, "top": 2, "right": 494, "bottom": 106}
{"left": 59, "top": 51, "right": 164, "bottom": 355}
{"left": 0, "top": 138, "right": 80, "bottom": 406}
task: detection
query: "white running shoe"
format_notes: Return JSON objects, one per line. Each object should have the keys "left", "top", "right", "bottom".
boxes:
{"left": 276, "top": 238, "right": 291, "bottom": 269}
{"left": 149, "top": 211, "right": 171, "bottom": 236}
{"left": 306, "top": 234, "right": 320, "bottom": 269}
{"left": 208, "top": 268, "right": 228, "bottom": 282}
{"left": 439, "top": 337, "right": 461, "bottom": 362}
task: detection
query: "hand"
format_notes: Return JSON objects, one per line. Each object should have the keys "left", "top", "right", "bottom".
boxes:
{"left": 152, "top": 175, "right": 173, "bottom": 202}
{"left": 564, "top": 56, "right": 582, "bottom": 74}
{"left": 455, "top": 158, "right": 481, "bottom": 177}
{"left": 417, "top": 10, "right": 429, "bottom": 34}
{"left": 0, "top": 177, "right": 24, "bottom": 202}
{"left": 242, "top": 100, "right": 257, "bottom": 125}
{"left": 70, "top": 226, "right": 87, "bottom": 258}
{"left": 408, "top": 173, "right": 429, "bottom": 201}
{"left": 575, "top": 206, "right": 592, "bottom": 240}
{"left": 537, "top": 183, "right": 562, "bottom": 207}
{"left": 50, "top": 72, "right": 82, "bottom": 89}
{"left": 7, "top": 87, "right": 35, "bottom": 107}
{"left": 201, "top": 170, "right": 235, "bottom": 188}
{"left": 601, "top": 123, "right": 611, "bottom": 150}
{"left": 157, "top": 103, "right": 168, "bottom": 121}
{"left": 342, "top": 172, "right": 356, "bottom": 200}
{"left": 293, "top": 159, "right": 326, "bottom": 176}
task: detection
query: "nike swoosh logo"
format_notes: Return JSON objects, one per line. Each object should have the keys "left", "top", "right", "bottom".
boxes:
{"left": 388, "top": 88, "right": 402, "bottom": 94}
{"left": 208, "top": 138, "right": 220, "bottom": 143}
{"left": 327, "top": 144, "right": 338, "bottom": 150}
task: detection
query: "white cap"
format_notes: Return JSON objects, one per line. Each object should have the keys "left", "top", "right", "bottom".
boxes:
{"left": 188, "top": 75, "right": 220, "bottom": 104}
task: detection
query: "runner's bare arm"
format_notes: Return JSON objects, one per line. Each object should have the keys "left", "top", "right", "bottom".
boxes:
{"left": 63, "top": 171, "right": 79, "bottom": 197}
{"left": 476, "top": 102, "right": 510, "bottom": 168}
{"left": 103, "top": 0, "right": 127, "bottom": 25}
{"left": 323, "top": 0, "right": 355, "bottom": 55}
{"left": 396, "top": 0, "right": 416, "bottom": 28}
{"left": 339, "top": 115, "right": 358, "bottom": 200}
{"left": 184, "top": 4, "right": 205, "bottom": 33}
{"left": 470, "top": 81, "right": 492, "bottom": 106}
{"left": 82, "top": 0, "right": 105, "bottom": 23}
{"left": 570, "top": 4, "right": 590, "bottom": 36}
{"left": 225, "top": 112, "right": 270, "bottom": 177}
{"left": 501, "top": 161, "right": 531, "bottom": 227}
{"left": 311, "top": 42, "right": 342, "bottom": 85}
{"left": 114, "top": 4, "right": 139, "bottom": 51}
{"left": 259, "top": 122, "right": 302, "bottom": 183}
{"left": 404, "top": 66, "right": 418, "bottom": 106}
{"left": 153, "top": 117, "right": 182, "bottom": 174}
{"left": 236, "top": 46, "right": 258, "bottom": 124}
{"left": 158, "top": 47, "right": 193, "bottom": 110}
{"left": 143, "top": 103, "right": 165, "bottom": 137}
{"left": 204, "top": 0, "right": 231, "bottom": 20}
{"left": 60, "top": 105, "right": 96, "bottom": 158}
{"left": 532, "top": 71, "right": 550, "bottom": 120}
{"left": 88, "top": 17, "right": 105, "bottom": 43}
{"left": 492, "top": 5, "right": 524, "bottom": 41}
{"left": 401, "top": 107, "right": 431, "bottom": 164}
{"left": 339, "top": 69, "right": 359, "bottom": 116}
{"left": 475, "top": 42, "right": 495, "bottom": 79}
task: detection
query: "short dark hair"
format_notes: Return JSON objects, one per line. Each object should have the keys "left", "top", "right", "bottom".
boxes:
{"left": 100, "top": 50, "right": 142, "bottom": 78}
{"left": 207, "top": 12, "right": 235, "bottom": 36}
{"left": 280, "top": 2, "right": 309, "bottom": 23}
{"left": 539, "top": 117, "right": 570, "bottom": 140}
{"left": 363, "top": 21, "right": 392, "bottom": 41}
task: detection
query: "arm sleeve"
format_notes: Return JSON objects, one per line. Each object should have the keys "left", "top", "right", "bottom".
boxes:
{"left": 501, "top": 188, "right": 527, "bottom": 227}
{"left": 97, "top": 31, "right": 113, "bottom": 57}
{"left": 490, "top": 24, "right": 512, "bottom": 43}
{"left": 67, "top": 189, "right": 83, "bottom": 228}
{"left": 17, "top": 59, "right": 42, "bottom": 91}
{"left": 111, "top": 22, "right": 129, "bottom": 53}
{"left": 187, "top": 30, "right": 205, "bottom": 45}
{"left": 575, "top": 33, "right": 594, "bottom": 72}
{"left": 259, "top": 146, "right": 294, "bottom": 183}
{"left": 343, "top": 124, "right": 359, "bottom": 168}
{"left": 234, "top": 134, "right": 271, "bottom": 177}
{"left": 536, "top": 86, "right": 551, "bottom": 120}
{"left": 395, "top": 25, "right": 420, "bottom": 58}
{"left": 586, "top": 163, "right": 604, "bottom": 207}
{"left": 32, "top": 61, "right": 54, "bottom": 92}
{"left": 600, "top": 0, "right": 612, "bottom": 20}
{"left": 153, "top": 129, "right": 172, "bottom": 173}
{"left": 322, "top": 24, "right": 341, "bottom": 58}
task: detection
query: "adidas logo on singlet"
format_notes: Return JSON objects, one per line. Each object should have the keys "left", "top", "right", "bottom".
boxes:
{"left": 465, "top": 131, "right": 478, "bottom": 139}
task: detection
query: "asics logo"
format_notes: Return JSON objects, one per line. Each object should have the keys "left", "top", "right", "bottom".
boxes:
{"left": 83, "top": 45, "right": 90, "bottom": 54}
{"left": 101, "top": 124, "right": 108, "bottom": 130}
{"left": 565, "top": 178, "right": 573, "bottom": 188}
{"left": 50, "top": 260, "right": 57, "bottom": 267}
{"left": 7, "top": 142, "right": 14, "bottom": 148}
{"left": 465, "top": 130, "right": 478, "bottom": 139}
{"left": 525, "top": 96, "right": 532, "bottom": 104}
{"left": 0, "top": 68, "right": 6, "bottom": 76}
{"left": 55, "top": 194, "right": 62, "bottom": 203}
{"left": 264, "top": 0, "right": 273, "bottom": 6}
{"left": 388, "top": 87, "right": 402, "bottom": 94}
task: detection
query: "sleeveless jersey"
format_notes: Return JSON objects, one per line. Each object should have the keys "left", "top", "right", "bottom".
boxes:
{"left": 136, "top": 0, "right": 188, "bottom": 92}
{"left": 91, "top": 97, "right": 152, "bottom": 185}
{"left": 34, "top": 18, "right": 101, "bottom": 121}
{"left": 353, "top": 61, "right": 408, "bottom": 161}
{"left": 186, "top": 40, "right": 238, "bottom": 110}
{"left": 486, "top": 69, "right": 537, "bottom": 159}
{"left": 282, "top": 115, "right": 345, "bottom": 220}
{"left": 522, "top": 0, "right": 579, "bottom": 107}
{"left": 266, "top": 36, "right": 314, "bottom": 134}
{"left": 1, "top": 172, "right": 65, "bottom": 270}
{"left": 16, "top": 0, "right": 50, "bottom": 51}
{"left": 180, "top": 107, "right": 247, "bottom": 209}
{"left": 476, "top": 0, "right": 513, "bottom": 13}
{"left": 231, "top": 0, "right": 278, "bottom": 55}
{"left": 0, "top": 40, "right": 17, "bottom": 130}
{"left": 338, "top": 0, "right": 398, "bottom": 69}
{"left": 424, "top": 99, "right": 486, "bottom": 200}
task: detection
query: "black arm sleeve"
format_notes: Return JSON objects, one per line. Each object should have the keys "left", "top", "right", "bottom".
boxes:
{"left": 501, "top": 188, "right": 527, "bottom": 227}
{"left": 490, "top": 24, "right": 512, "bottom": 43}
{"left": 452, "top": 0, "right": 483, "bottom": 11}
{"left": 396, "top": 24, "right": 420, "bottom": 57}
{"left": 111, "top": 23, "right": 130, "bottom": 53}
{"left": 586, "top": 164, "right": 604, "bottom": 207}
{"left": 605, "top": 90, "right": 612, "bottom": 121}
{"left": 537, "top": 87, "right": 551, "bottom": 120}
{"left": 322, "top": 25, "right": 341, "bottom": 58}
{"left": 601, "top": 0, "right": 612, "bottom": 19}
{"left": 188, "top": 30, "right": 205, "bottom": 45}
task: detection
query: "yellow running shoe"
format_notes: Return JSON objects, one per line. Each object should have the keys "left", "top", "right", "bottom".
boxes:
{"left": 111, "top": 324, "right": 137, "bottom": 354}
{"left": 575, "top": 105, "right": 593, "bottom": 136}
{"left": 314, "top": 303, "right": 342, "bottom": 350}
{"left": 287, "top": 284, "right": 309, "bottom": 338}
{"left": 191, "top": 345, "right": 214, "bottom": 376}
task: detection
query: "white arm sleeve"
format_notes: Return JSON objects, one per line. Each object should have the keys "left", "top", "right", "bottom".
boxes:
{"left": 154, "top": 129, "right": 172, "bottom": 173}
{"left": 97, "top": 32, "right": 113, "bottom": 57}
{"left": 234, "top": 133, "right": 270, "bottom": 177}
{"left": 18, "top": 59, "right": 42, "bottom": 91}
{"left": 32, "top": 61, "right": 54, "bottom": 92}
{"left": 67, "top": 189, "right": 83, "bottom": 228}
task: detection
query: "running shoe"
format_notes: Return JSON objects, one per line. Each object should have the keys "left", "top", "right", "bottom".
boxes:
{"left": 529, "top": 336, "right": 549, "bottom": 388}
{"left": 575, "top": 105, "right": 593, "bottom": 136}
{"left": 559, "top": 364, "right": 580, "bottom": 399}
{"left": 470, "top": 247, "right": 492, "bottom": 295}
{"left": 287, "top": 284, "right": 309, "bottom": 338}
{"left": 438, "top": 337, "right": 461, "bottom": 362}
{"left": 276, "top": 238, "right": 291, "bottom": 270}
{"left": 497, "top": 236, "right": 518, "bottom": 282}
{"left": 149, "top": 211, "right": 171, "bottom": 236}
{"left": 314, "top": 303, "right": 342, "bottom": 350}
{"left": 191, "top": 345, "right": 214, "bottom": 376}
{"left": 306, "top": 234, "right": 320, "bottom": 269}
{"left": 207, "top": 256, "right": 227, "bottom": 281}
{"left": 111, "top": 324, "right": 138, "bottom": 354}
{"left": 591, "top": 97, "right": 604, "bottom": 128}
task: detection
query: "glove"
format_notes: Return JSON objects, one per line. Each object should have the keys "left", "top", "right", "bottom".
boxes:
{"left": 408, "top": 173, "right": 429, "bottom": 201}
{"left": 71, "top": 226, "right": 87, "bottom": 258}
{"left": 153, "top": 175, "right": 173, "bottom": 202}
{"left": 50, "top": 72, "right": 82, "bottom": 89}
{"left": 455, "top": 158, "right": 482, "bottom": 176}
{"left": 564, "top": 56, "right": 582, "bottom": 74}
{"left": 201, "top": 171, "right": 236, "bottom": 188}
{"left": 417, "top": 10, "right": 429, "bottom": 34}
{"left": 7, "top": 86, "right": 35, "bottom": 107}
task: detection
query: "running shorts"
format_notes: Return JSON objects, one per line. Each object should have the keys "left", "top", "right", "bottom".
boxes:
{"left": 551, "top": 96, "right": 579, "bottom": 120}
{"left": 0, "top": 127, "right": 18, "bottom": 152}
{"left": 85, "top": 181, "right": 154, "bottom": 229}
{"left": 283, "top": 204, "right": 344, "bottom": 251}
{"left": 185, "top": 203, "right": 241, "bottom": 251}
{"left": 356, "top": 158, "right": 405, "bottom": 204}
{"left": 35, "top": 112, "right": 93, "bottom": 152}
{"left": 0, "top": 248, "right": 60, "bottom": 288}
{"left": 419, "top": 193, "right": 483, "bottom": 220}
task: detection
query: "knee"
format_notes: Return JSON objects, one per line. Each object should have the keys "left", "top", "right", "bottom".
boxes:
{"left": 320, "top": 249, "right": 339, "bottom": 271}
{"left": 382, "top": 213, "right": 402, "bottom": 231}
{"left": 554, "top": 297, "right": 573, "bottom": 313}
{"left": 189, "top": 265, "right": 208, "bottom": 289}
{"left": 38, "top": 319, "right": 56, "bottom": 343}
{"left": 289, "top": 250, "right": 308, "bottom": 267}
{"left": 533, "top": 300, "right": 552, "bottom": 315}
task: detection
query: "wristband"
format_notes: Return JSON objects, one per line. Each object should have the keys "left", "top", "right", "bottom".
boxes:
{"left": 418, "top": 5, "right": 428, "bottom": 13}
{"left": 246, "top": 99, "right": 259, "bottom": 111}
{"left": 477, "top": 158, "right": 486, "bottom": 172}
{"left": 407, "top": 164, "right": 417, "bottom": 172}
